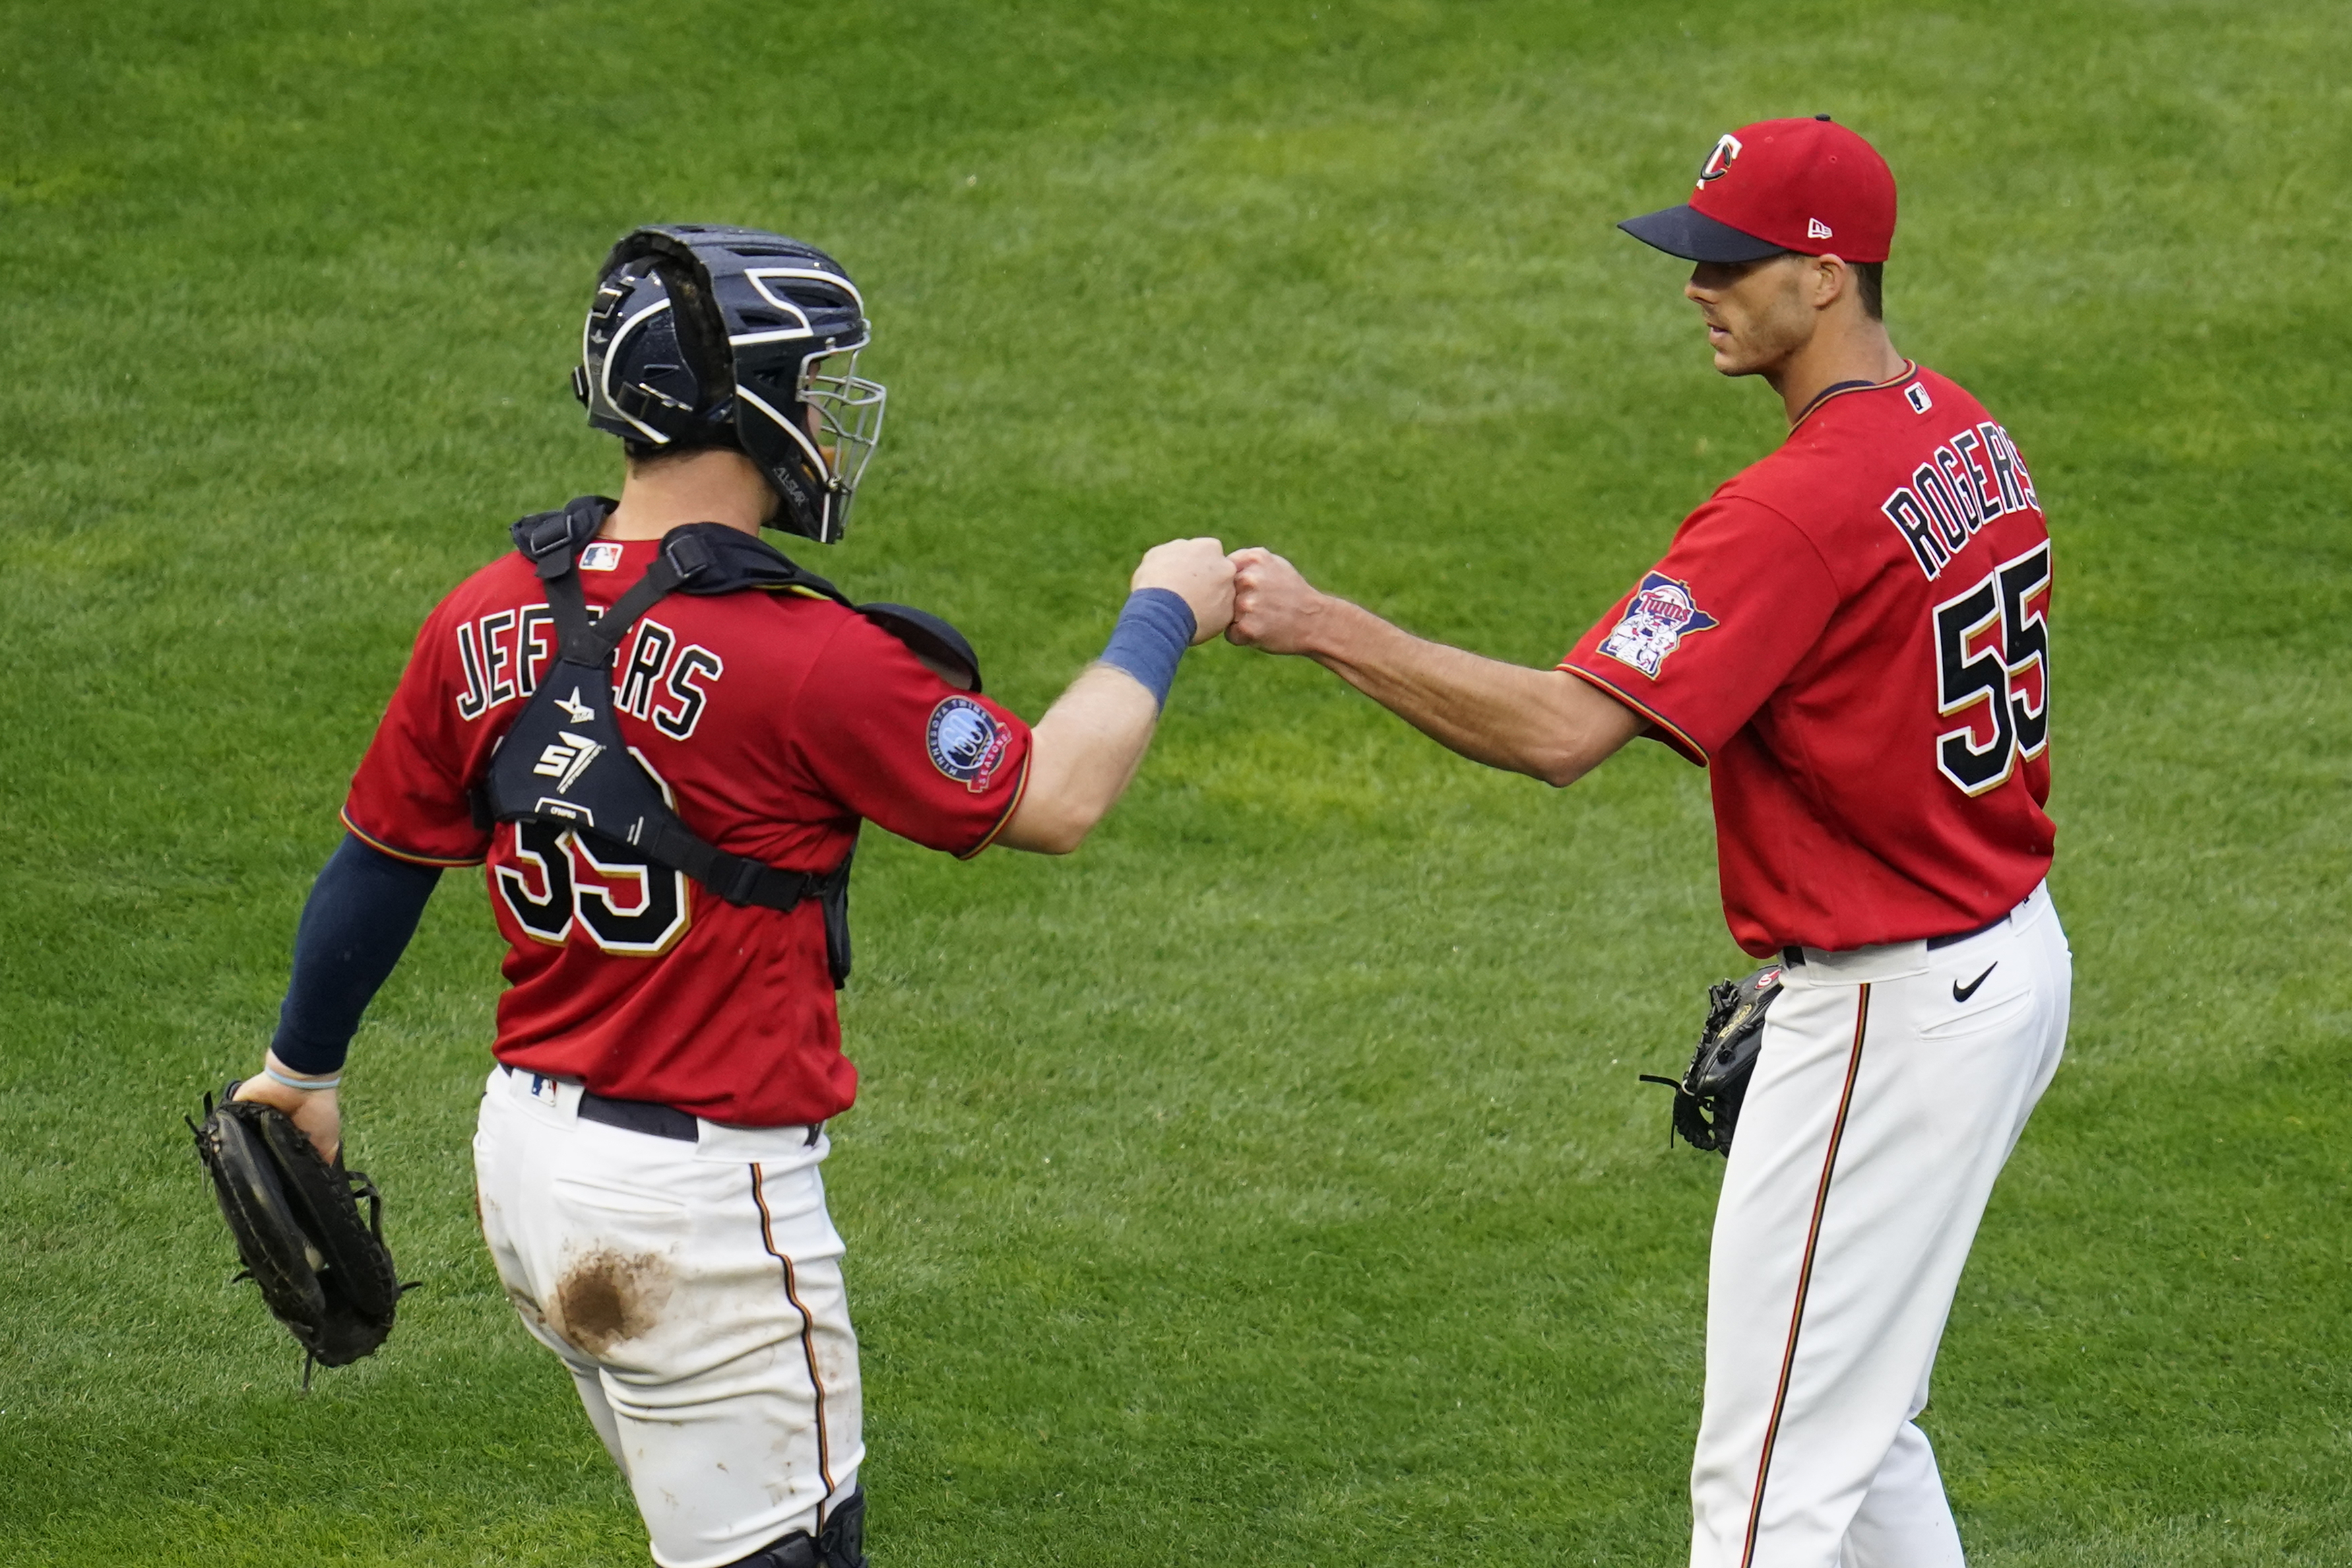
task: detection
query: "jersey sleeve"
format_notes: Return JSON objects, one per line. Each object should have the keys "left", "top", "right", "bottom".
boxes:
{"left": 1560, "top": 496, "right": 1840, "bottom": 765}
{"left": 790, "top": 613, "right": 1034, "bottom": 857}
{"left": 341, "top": 597, "right": 497, "bottom": 867}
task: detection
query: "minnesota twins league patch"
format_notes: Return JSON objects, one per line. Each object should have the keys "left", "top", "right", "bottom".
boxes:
{"left": 1599, "top": 572, "right": 1721, "bottom": 678}
{"left": 926, "top": 695, "right": 1009, "bottom": 792}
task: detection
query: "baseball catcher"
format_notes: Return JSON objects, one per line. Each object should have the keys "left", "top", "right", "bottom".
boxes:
{"left": 1641, "top": 963, "right": 1781, "bottom": 1154}
{"left": 205, "top": 222, "right": 1236, "bottom": 1568}
{"left": 188, "top": 1086, "right": 406, "bottom": 1385}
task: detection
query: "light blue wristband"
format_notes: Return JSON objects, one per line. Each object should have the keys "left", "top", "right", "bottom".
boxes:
{"left": 265, "top": 1066, "right": 342, "bottom": 1091}
{"left": 1098, "top": 589, "right": 1197, "bottom": 709}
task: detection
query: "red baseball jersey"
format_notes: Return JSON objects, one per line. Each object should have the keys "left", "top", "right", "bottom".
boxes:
{"left": 1562, "top": 364, "right": 2054, "bottom": 957}
{"left": 342, "top": 534, "right": 1032, "bottom": 1125}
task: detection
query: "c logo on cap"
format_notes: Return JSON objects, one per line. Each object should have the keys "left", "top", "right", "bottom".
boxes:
{"left": 1697, "top": 132, "right": 1743, "bottom": 185}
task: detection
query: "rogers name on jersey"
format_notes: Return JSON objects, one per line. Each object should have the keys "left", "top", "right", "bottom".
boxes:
{"left": 1880, "top": 420, "right": 2040, "bottom": 582}
{"left": 453, "top": 606, "right": 725, "bottom": 741}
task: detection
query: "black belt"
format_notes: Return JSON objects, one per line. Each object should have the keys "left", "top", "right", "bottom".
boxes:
{"left": 1926, "top": 911, "right": 2010, "bottom": 950}
{"left": 1781, "top": 911, "right": 2010, "bottom": 968}
{"left": 579, "top": 1089, "right": 701, "bottom": 1142}
{"left": 501, "top": 1066, "right": 819, "bottom": 1146}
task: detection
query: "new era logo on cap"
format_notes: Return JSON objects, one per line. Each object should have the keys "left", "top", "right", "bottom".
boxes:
{"left": 1620, "top": 115, "right": 1897, "bottom": 265}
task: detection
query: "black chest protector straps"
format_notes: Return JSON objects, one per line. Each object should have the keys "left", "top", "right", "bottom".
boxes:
{"left": 479, "top": 498, "right": 963, "bottom": 989}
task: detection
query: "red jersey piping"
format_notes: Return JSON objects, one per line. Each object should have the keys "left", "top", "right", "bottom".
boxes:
{"left": 1558, "top": 665, "right": 1709, "bottom": 766}
{"left": 340, "top": 808, "right": 486, "bottom": 868}
{"left": 958, "top": 751, "right": 1032, "bottom": 859}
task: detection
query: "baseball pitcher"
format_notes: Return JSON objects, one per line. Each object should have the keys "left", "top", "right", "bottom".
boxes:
{"left": 1224, "top": 119, "right": 2068, "bottom": 1568}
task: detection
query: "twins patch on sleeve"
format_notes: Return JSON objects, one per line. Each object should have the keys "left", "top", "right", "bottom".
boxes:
{"left": 1599, "top": 572, "right": 1721, "bottom": 678}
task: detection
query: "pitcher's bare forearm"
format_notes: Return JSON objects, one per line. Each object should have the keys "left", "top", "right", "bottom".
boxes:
{"left": 1300, "top": 599, "right": 1643, "bottom": 786}
{"left": 1225, "top": 547, "right": 1643, "bottom": 787}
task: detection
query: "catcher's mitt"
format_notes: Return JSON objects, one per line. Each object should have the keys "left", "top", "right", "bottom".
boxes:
{"left": 188, "top": 1085, "right": 406, "bottom": 1382}
{"left": 1640, "top": 962, "right": 1784, "bottom": 1155}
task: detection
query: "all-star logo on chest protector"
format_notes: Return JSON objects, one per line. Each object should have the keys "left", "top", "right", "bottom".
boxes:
{"left": 526, "top": 688, "right": 607, "bottom": 793}
{"left": 1599, "top": 572, "right": 1721, "bottom": 678}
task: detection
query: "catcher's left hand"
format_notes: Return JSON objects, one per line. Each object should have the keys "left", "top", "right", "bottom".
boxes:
{"left": 233, "top": 1068, "right": 340, "bottom": 1163}
{"left": 189, "top": 1084, "right": 407, "bottom": 1379}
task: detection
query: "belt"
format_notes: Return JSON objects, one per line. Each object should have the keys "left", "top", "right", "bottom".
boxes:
{"left": 500, "top": 1066, "right": 819, "bottom": 1146}
{"left": 579, "top": 1090, "right": 701, "bottom": 1142}
{"left": 1926, "top": 911, "right": 2010, "bottom": 950}
{"left": 1781, "top": 909, "right": 2010, "bottom": 969}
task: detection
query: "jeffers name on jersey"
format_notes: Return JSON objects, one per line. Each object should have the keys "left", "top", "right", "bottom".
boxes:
{"left": 342, "top": 535, "right": 1034, "bottom": 1127}
{"left": 1562, "top": 363, "right": 2054, "bottom": 957}
{"left": 450, "top": 603, "right": 727, "bottom": 741}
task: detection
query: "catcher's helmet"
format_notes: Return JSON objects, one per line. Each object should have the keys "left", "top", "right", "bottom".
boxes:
{"left": 573, "top": 224, "right": 887, "bottom": 544}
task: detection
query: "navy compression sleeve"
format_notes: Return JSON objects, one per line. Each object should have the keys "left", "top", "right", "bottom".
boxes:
{"left": 268, "top": 833, "right": 442, "bottom": 1075}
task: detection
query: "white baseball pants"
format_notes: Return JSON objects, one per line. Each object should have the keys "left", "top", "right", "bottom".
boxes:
{"left": 1689, "top": 883, "right": 2070, "bottom": 1568}
{"left": 474, "top": 1066, "right": 864, "bottom": 1568}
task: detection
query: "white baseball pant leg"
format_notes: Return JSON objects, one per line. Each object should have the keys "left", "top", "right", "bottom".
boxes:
{"left": 1689, "top": 883, "right": 2070, "bottom": 1568}
{"left": 474, "top": 1067, "right": 864, "bottom": 1568}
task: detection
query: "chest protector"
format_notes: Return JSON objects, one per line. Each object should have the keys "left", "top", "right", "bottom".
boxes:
{"left": 478, "top": 497, "right": 982, "bottom": 988}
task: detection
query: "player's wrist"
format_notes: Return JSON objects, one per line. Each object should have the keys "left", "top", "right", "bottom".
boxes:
{"left": 1097, "top": 589, "right": 1197, "bottom": 709}
{"left": 1295, "top": 589, "right": 1364, "bottom": 663}
{"left": 262, "top": 1049, "right": 344, "bottom": 1091}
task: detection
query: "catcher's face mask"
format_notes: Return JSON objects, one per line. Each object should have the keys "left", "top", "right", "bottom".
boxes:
{"left": 575, "top": 224, "right": 889, "bottom": 544}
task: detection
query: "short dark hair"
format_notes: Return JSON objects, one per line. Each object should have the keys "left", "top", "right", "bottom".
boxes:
{"left": 1852, "top": 261, "right": 1883, "bottom": 321}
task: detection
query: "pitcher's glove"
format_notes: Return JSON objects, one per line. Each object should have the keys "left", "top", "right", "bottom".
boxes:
{"left": 1641, "top": 962, "right": 1784, "bottom": 1155}
{"left": 188, "top": 1084, "right": 406, "bottom": 1379}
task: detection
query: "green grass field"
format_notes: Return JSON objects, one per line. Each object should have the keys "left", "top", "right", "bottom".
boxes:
{"left": 4, "top": 1, "right": 2349, "bottom": 1563}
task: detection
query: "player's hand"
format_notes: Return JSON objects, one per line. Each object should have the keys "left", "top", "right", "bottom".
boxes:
{"left": 233, "top": 1059, "right": 343, "bottom": 1165}
{"left": 1225, "top": 547, "right": 1331, "bottom": 656}
{"left": 1131, "top": 537, "right": 1234, "bottom": 645}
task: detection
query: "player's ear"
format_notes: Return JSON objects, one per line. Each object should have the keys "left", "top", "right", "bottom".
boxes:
{"left": 1810, "top": 254, "right": 1851, "bottom": 311}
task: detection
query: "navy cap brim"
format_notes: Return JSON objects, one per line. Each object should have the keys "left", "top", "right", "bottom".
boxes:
{"left": 1617, "top": 205, "right": 1788, "bottom": 263}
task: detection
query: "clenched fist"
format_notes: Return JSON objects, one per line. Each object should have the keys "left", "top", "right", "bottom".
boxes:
{"left": 1132, "top": 537, "right": 1235, "bottom": 644}
{"left": 1224, "top": 547, "right": 1331, "bottom": 656}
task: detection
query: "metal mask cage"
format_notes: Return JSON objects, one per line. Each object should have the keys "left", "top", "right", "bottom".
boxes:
{"left": 797, "top": 345, "right": 887, "bottom": 526}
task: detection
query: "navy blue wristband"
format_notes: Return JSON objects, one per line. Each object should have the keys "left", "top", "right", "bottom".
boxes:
{"left": 1098, "top": 588, "right": 1196, "bottom": 708}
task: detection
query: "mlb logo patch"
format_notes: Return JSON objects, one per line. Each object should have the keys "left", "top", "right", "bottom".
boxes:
{"left": 1904, "top": 383, "right": 1934, "bottom": 414}
{"left": 579, "top": 542, "right": 624, "bottom": 571}
{"left": 1599, "top": 572, "right": 1720, "bottom": 679}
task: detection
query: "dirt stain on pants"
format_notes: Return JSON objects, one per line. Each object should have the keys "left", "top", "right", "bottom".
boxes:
{"left": 553, "top": 1249, "right": 674, "bottom": 1357}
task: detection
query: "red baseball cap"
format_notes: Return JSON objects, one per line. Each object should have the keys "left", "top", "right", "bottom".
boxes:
{"left": 1619, "top": 116, "right": 1896, "bottom": 264}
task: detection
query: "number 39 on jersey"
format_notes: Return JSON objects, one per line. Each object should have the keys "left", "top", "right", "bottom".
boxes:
{"left": 492, "top": 749, "right": 692, "bottom": 956}
{"left": 1932, "top": 542, "right": 2050, "bottom": 796}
